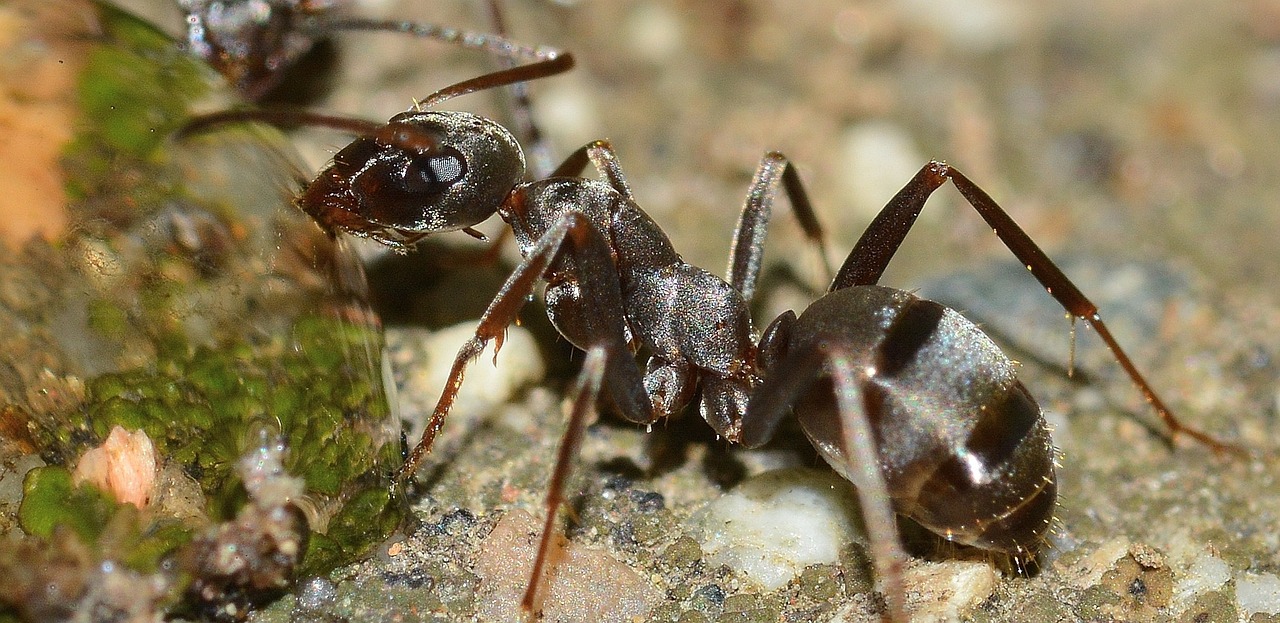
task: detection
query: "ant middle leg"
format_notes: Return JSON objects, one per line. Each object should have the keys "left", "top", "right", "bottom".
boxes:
{"left": 832, "top": 161, "right": 1240, "bottom": 453}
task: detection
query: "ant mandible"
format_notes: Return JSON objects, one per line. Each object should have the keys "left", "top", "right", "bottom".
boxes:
{"left": 184, "top": 50, "right": 1240, "bottom": 623}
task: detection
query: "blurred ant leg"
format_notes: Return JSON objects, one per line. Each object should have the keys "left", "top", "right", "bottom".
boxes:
{"left": 828, "top": 352, "right": 909, "bottom": 623}
{"left": 739, "top": 342, "right": 908, "bottom": 623}
{"left": 521, "top": 346, "right": 606, "bottom": 614}
{"left": 832, "top": 160, "right": 1240, "bottom": 454}
{"left": 396, "top": 211, "right": 653, "bottom": 485}
{"left": 482, "top": 0, "right": 557, "bottom": 179}
{"left": 319, "top": 11, "right": 563, "bottom": 67}
{"left": 726, "top": 151, "right": 832, "bottom": 304}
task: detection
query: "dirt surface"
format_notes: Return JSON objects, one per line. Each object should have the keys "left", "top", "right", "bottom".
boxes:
{"left": 103, "top": 0, "right": 1280, "bottom": 621}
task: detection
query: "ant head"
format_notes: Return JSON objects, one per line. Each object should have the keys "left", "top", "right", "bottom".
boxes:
{"left": 181, "top": 0, "right": 317, "bottom": 101}
{"left": 299, "top": 110, "right": 525, "bottom": 247}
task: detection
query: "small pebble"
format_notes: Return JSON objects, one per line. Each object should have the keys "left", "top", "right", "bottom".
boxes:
{"left": 691, "top": 468, "right": 864, "bottom": 591}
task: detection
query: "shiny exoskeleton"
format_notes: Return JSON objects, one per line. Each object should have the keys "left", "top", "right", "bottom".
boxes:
{"left": 184, "top": 53, "right": 1236, "bottom": 621}
{"left": 748, "top": 284, "right": 1057, "bottom": 552}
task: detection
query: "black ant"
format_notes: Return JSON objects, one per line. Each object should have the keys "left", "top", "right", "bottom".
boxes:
{"left": 182, "top": 50, "right": 1241, "bottom": 623}
{"left": 177, "top": 0, "right": 546, "bottom": 100}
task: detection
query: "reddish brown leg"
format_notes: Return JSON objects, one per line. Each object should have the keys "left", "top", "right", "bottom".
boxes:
{"left": 395, "top": 211, "right": 653, "bottom": 487}
{"left": 726, "top": 151, "right": 831, "bottom": 303}
{"left": 415, "top": 54, "right": 573, "bottom": 110}
{"left": 521, "top": 346, "right": 607, "bottom": 615}
{"left": 832, "top": 160, "right": 1241, "bottom": 454}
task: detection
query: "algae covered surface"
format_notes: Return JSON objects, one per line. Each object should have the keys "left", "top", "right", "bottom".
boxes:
{"left": 0, "top": 2, "right": 400, "bottom": 620}
{"left": 3, "top": 1, "right": 1280, "bottom": 622}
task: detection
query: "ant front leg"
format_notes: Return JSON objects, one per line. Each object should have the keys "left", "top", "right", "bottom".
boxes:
{"left": 834, "top": 161, "right": 1240, "bottom": 454}
{"left": 396, "top": 211, "right": 654, "bottom": 486}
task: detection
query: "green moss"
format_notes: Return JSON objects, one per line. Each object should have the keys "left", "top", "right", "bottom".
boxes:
{"left": 70, "top": 3, "right": 211, "bottom": 162}
{"left": 16, "top": 466, "right": 193, "bottom": 576}
{"left": 6, "top": 3, "right": 403, "bottom": 618}
{"left": 18, "top": 466, "right": 117, "bottom": 544}
{"left": 86, "top": 298, "right": 129, "bottom": 340}
{"left": 26, "top": 311, "right": 400, "bottom": 580}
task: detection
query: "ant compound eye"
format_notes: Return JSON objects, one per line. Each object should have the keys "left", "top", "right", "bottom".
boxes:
{"left": 397, "top": 148, "right": 467, "bottom": 194}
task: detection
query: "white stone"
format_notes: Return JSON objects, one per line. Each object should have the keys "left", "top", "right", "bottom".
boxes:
{"left": 692, "top": 467, "right": 864, "bottom": 591}
{"left": 1236, "top": 572, "right": 1280, "bottom": 616}
{"left": 1172, "top": 554, "right": 1232, "bottom": 609}
{"left": 837, "top": 121, "right": 926, "bottom": 224}
{"left": 400, "top": 322, "right": 545, "bottom": 444}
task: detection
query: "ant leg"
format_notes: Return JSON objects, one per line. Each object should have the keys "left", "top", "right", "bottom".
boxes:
{"left": 833, "top": 161, "right": 1240, "bottom": 454}
{"left": 827, "top": 352, "right": 909, "bottom": 623}
{"left": 542, "top": 140, "right": 637, "bottom": 200}
{"left": 740, "top": 339, "right": 908, "bottom": 623}
{"left": 942, "top": 166, "right": 1242, "bottom": 454}
{"left": 481, "top": 0, "right": 557, "bottom": 179}
{"left": 396, "top": 211, "right": 652, "bottom": 485}
{"left": 319, "top": 13, "right": 563, "bottom": 67}
{"left": 726, "top": 152, "right": 831, "bottom": 303}
{"left": 829, "top": 163, "right": 947, "bottom": 291}
{"left": 521, "top": 346, "right": 606, "bottom": 615}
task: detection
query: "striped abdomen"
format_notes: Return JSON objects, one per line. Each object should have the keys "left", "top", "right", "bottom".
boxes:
{"left": 791, "top": 285, "right": 1057, "bottom": 554}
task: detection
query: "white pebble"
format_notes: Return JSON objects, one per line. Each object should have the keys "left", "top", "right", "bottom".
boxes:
{"left": 1236, "top": 572, "right": 1280, "bottom": 616}
{"left": 1172, "top": 554, "right": 1231, "bottom": 608}
{"left": 691, "top": 468, "right": 864, "bottom": 591}
{"left": 838, "top": 121, "right": 925, "bottom": 223}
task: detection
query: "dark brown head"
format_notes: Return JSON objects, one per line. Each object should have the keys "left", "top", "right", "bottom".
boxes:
{"left": 298, "top": 110, "right": 524, "bottom": 249}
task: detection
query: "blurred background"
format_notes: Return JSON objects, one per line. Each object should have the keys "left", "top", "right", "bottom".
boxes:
{"left": 124, "top": 0, "right": 1280, "bottom": 296}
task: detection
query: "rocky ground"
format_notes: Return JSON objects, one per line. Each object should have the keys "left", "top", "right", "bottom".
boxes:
{"left": 72, "top": 0, "right": 1280, "bottom": 620}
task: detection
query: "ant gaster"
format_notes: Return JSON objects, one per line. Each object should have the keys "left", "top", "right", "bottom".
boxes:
{"left": 184, "top": 55, "right": 1240, "bottom": 622}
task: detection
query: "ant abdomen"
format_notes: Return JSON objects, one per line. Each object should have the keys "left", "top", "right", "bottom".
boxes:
{"left": 298, "top": 111, "right": 524, "bottom": 247}
{"left": 784, "top": 285, "right": 1057, "bottom": 555}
